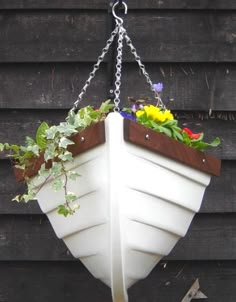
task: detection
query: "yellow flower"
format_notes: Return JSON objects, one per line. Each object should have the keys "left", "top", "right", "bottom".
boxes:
{"left": 163, "top": 110, "right": 174, "bottom": 121}
{"left": 136, "top": 110, "right": 144, "bottom": 118}
{"left": 136, "top": 105, "right": 174, "bottom": 124}
{"left": 144, "top": 105, "right": 160, "bottom": 119}
{"left": 154, "top": 111, "right": 166, "bottom": 122}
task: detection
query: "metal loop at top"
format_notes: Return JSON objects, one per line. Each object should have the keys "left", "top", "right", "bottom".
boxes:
{"left": 112, "top": 1, "right": 128, "bottom": 25}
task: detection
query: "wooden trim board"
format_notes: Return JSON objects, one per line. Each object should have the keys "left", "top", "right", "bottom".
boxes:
{"left": 123, "top": 119, "right": 221, "bottom": 177}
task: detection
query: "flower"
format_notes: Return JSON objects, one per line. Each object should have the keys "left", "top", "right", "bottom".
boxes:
{"left": 121, "top": 84, "right": 220, "bottom": 152}
{"left": 136, "top": 105, "right": 173, "bottom": 123}
{"left": 120, "top": 111, "right": 136, "bottom": 121}
{"left": 153, "top": 82, "right": 164, "bottom": 93}
{"left": 182, "top": 128, "right": 201, "bottom": 140}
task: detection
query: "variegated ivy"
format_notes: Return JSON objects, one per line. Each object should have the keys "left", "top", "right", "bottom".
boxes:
{"left": 0, "top": 100, "right": 113, "bottom": 216}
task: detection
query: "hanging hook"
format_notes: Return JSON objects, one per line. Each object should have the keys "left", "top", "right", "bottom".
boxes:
{"left": 112, "top": 1, "right": 128, "bottom": 24}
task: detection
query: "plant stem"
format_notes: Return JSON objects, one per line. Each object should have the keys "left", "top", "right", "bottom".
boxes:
{"left": 61, "top": 162, "right": 74, "bottom": 213}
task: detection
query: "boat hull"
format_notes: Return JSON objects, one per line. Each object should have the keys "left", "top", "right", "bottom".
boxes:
{"left": 32, "top": 112, "right": 216, "bottom": 302}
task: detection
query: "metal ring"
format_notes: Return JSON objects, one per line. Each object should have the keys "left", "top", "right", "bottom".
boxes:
{"left": 112, "top": 1, "right": 128, "bottom": 24}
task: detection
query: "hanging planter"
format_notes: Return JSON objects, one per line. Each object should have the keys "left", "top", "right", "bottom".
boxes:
{"left": 0, "top": 2, "right": 221, "bottom": 302}
{"left": 10, "top": 111, "right": 221, "bottom": 302}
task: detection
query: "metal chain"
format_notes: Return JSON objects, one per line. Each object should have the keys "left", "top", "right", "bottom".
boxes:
{"left": 71, "top": 25, "right": 119, "bottom": 111}
{"left": 113, "top": 24, "right": 125, "bottom": 111}
{"left": 124, "top": 32, "right": 166, "bottom": 109}
{"left": 71, "top": 1, "right": 166, "bottom": 112}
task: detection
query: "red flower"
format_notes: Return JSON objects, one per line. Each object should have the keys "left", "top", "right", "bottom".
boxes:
{"left": 182, "top": 127, "right": 201, "bottom": 140}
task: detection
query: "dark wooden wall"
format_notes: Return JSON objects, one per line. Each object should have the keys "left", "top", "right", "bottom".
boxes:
{"left": 0, "top": 1, "right": 236, "bottom": 301}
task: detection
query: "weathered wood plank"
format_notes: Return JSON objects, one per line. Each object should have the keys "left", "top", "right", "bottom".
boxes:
{"left": 202, "top": 161, "right": 236, "bottom": 213}
{"left": 0, "top": 261, "right": 235, "bottom": 301}
{"left": 0, "top": 0, "right": 107, "bottom": 9}
{"left": 168, "top": 214, "right": 236, "bottom": 260}
{"left": 0, "top": 11, "right": 236, "bottom": 62}
{"left": 129, "top": 261, "right": 236, "bottom": 302}
{"left": 0, "top": 215, "right": 71, "bottom": 260}
{"left": 126, "top": 63, "right": 236, "bottom": 111}
{"left": 0, "top": 0, "right": 236, "bottom": 10}
{"left": 0, "top": 214, "right": 235, "bottom": 260}
{"left": 1, "top": 63, "right": 236, "bottom": 110}
{"left": 0, "top": 160, "right": 234, "bottom": 214}
{"left": 0, "top": 63, "right": 107, "bottom": 109}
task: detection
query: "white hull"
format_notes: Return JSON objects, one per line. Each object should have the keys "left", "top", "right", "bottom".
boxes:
{"left": 33, "top": 113, "right": 212, "bottom": 302}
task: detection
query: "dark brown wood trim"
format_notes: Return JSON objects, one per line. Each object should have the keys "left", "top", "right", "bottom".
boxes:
{"left": 14, "top": 121, "right": 105, "bottom": 182}
{"left": 123, "top": 119, "right": 221, "bottom": 176}
{"left": 67, "top": 121, "right": 105, "bottom": 157}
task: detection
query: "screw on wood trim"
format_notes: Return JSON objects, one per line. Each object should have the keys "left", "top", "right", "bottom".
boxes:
{"left": 145, "top": 134, "right": 150, "bottom": 140}
{"left": 81, "top": 136, "right": 85, "bottom": 142}
{"left": 202, "top": 158, "right": 206, "bottom": 163}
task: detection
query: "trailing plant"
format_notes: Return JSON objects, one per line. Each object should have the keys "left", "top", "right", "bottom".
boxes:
{"left": 0, "top": 100, "right": 113, "bottom": 216}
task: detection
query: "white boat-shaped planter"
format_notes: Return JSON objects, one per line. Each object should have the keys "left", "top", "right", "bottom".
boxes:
{"left": 15, "top": 112, "right": 221, "bottom": 302}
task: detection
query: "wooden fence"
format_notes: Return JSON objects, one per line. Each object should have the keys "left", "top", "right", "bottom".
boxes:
{"left": 0, "top": 1, "right": 236, "bottom": 301}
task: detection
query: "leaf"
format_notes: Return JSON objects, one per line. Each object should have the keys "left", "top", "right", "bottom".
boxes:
{"left": 65, "top": 192, "right": 77, "bottom": 202}
{"left": 26, "top": 144, "right": 40, "bottom": 156}
{"left": 68, "top": 171, "right": 80, "bottom": 181}
{"left": 173, "top": 128, "right": 183, "bottom": 141}
{"left": 57, "top": 205, "right": 73, "bottom": 217}
{"left": 52, "top": 178, "right": 64, "bottom": 191}
{"left": 44, "top": 149, "right": 55, "bottom": 161}
{"left": 58, "top": 151, "right": 73, "bottom": 162}
{"left": 22, "top": 192, "right": 36, "bottom": 203}
{"left": 25, "top": 136, "right": 36, "bottom": 146}
{"left": 44, "top": 143, "right": 56, "bottom": 161}
{"left": 66, "top": 110, "right": 76, "bottom": 125}
{"left": 209, "top": 137, "right": 221, "bottom": 147}
{"left": 36, "top": 122, "right": 49, "bottom": 148}
{"left": 162, "top": 120, "right": 177, "bottom": 127}
{"left": 4, "top": 144, "right": 20, "bottom": 153}
{"left": 59, "top": 137, "right": 75, "bottom": 149}
{"left": 45, "top": 126, "right": 58, "bottom": 140}
{"left": 50, "top": 162, "right": 62, "bottom": 176}
{"left": 38, "top": 164, "right": 51, "bottom": 178}
{"left": 12, "top": 195, "right": 22, "bottom": 202}
{"left": 0, "top": 143, "right": 5, "bottom": 151}
{"left": 56, "top": 123, "right": 77, "bottom": 136}
{"left": 192, "top": 137, "right": 221, "bottom": 151}
{"left": 99, "top": 99, "right": 114, "bottom": 113}
{"left": 159, "top": 126, "right": 172, "bottom": 137}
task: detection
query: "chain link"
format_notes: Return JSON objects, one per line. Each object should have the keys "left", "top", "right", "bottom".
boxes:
{"left": 71, "top": 25, "right": 119, "bottom": 111}
{"left": 124, "top": 33, "right": 166, "bottom": 109}
{"left": 113, "top": 25, "right": 125, "bottom": 111}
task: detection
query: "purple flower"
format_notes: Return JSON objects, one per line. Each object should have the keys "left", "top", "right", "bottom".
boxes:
{"left": 153, "top": 82, "right": 163, "bottom": 93}
{"left": 120, "top": 111, "right": 136, "bottom": 121}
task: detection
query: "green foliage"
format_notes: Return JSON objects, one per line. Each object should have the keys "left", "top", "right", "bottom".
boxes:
{"left": 36, "top": 122, "right": 49, "bottom": 148}
{"left": 57, "top": 203, "right": 80, "bottom": 217}
{"left": 133, "top": 105, "right": 220, "bottom": 151}
{"left": 0, "top": 100, "right": 113, "bottom": 216}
